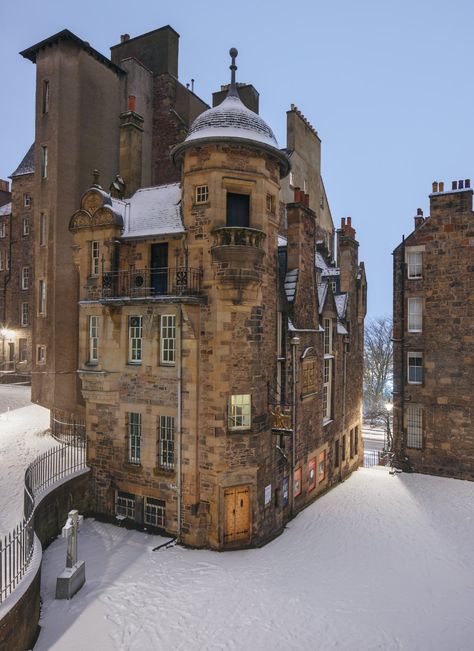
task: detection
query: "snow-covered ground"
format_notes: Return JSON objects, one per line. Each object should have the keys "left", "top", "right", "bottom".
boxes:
{"left": 35, "top": 468, "right": 474, "bottom": 651}
{"left": 0, "top": 386, "right": 52, "bottom": 537}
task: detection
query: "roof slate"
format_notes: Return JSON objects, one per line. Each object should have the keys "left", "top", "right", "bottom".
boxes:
{"left": 0, "top": 202, "right": 12, "bottom": 217}
{"left": 11, "top": 144, "right": 35, "bottom": 178}
{"left": 118, "top": 183, "right": 184, "bottom": 239}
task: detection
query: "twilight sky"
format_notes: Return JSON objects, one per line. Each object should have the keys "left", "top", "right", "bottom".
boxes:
{"left": 1, "top": 0, "right": 473, "bottom": 319}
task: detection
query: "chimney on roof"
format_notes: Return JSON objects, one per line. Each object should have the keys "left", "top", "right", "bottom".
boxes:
{"left": 0, "top": 179, "right": 10, "bottom": 206}
{"left": 337, "top": 217, "right": 358, "bottom": 293}
{"left": 120, "top": 34, "right": 130, "bottom": 43}
{"left": 119, "top": 95, "right": 144, "bottom": 197}
{"left": 414, "top": 208, "right": 424, "bottom": 229}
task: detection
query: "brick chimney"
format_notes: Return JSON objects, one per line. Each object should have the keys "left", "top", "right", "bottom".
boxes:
{"left": 119, "top": 95, "right": 144, "bottom": 197}
{"left": 0, "top": 179, "right": 11, "bottom": 207}
{"left": 337, "top": 217, "right": 359, "bottom": 293}
{"left": 430, "top": 179, "right": 473, "bottom": 217}
{"left": 414, "top": 208, "right": 424, "bottom": 229}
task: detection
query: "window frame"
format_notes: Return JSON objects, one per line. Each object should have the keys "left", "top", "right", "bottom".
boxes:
{"left": 0, "top": 221, "right": 5, "bottom": 238}
{"left": 22, "top": 218, "right": 30, "bottom": 237}
{"left": 128, "top": 315, "right": 143, "bottom": 364}
{"left": 406, "top": 405, "right": 423, "bottom": 449}
{"left": 42, "top": 80, "right": 50, "bottom": 115}
{"left": 195, "top": 184, "right": 209, "bottom": 204}
{"left": 407, "top": 297, "right": 423, "bottom": 333}
{"left": 89, "top": 315, "right": 99, "bottom": 363}
{"left": 115, "top": 491, "right": 135, "bottom": 519}
{"left": 21, "top": 266, "right": 30, "bottom": 290}
{"left": 160, "top": 314, "right": 176, "bottom": 365}
{"left": 38, "top": 279, "right": 46, "bottom": 315}
{"left": 407, "top": 352, "right": 423, "bottom": 384}
{"left": 407, "top": 251, "right": 422, "bottom": 279}
{"left": 158, "top": 415, "right": 175, "bottom": 471}
{"left": 144, "top": 497, "right": 166, "bottom": 528}
{"left": 21, "top": 302, "right": 29, "bottom": 327}
{"left": 39, "top": 213, "right": 47, "bottom": 246}
{"left": 19, "top": 338, "right": 27, "bottom": 363}
{"left": 36, "top": 345, "right": 46, "bottom": 365}
{"left": 41, "top": 146, "right": 48, "bottom": 179}
{"left": 91, "top": 241, "right": 100, "bottom": 277}
{"left": 228, "top": 394, "right": 251, "bottom": 430}
{"left": 128, "top": 412, "right": 141, "bottom": 464}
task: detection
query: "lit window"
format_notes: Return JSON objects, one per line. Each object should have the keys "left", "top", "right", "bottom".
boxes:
{"left": 195, "top": 185, "right": 209, "bottom": 204}
{"left": 36, "top": 345, "right": 46, "bottom": 364}
{"left": 38, "top": 280, "right": 46, "bottom": 315}
{"left": 128, "top": 316, "right": 142, "bottom": 363}
{"left": 308, "top": 458, "right": 316, "bottom": 491}
{"left": 24, "top": 194, "right": 32, "bottom": 208}
{"left": 41, "top": 146, "right": 48, "bottom": 179}
{"left": 229, "top": 394, "right": 251, "bottom": 430}
{"left": 22, "top": 267, "right": 30, "bottom": 290}
{"left": 407, "top": 251, "right": 422, "bottom": 279}
{"left": 23, "top": 218, "right": 30, "bottom": 236}
{"left": 318, "top": 450, "right": 326, "bottom": 481}
{"left": 407, "top": 298, "right": 422, "bottom": 332}
{"left": 42, "top": 80, "right": 49, "bottom": 114}
{"left": 407, "top": 352, "right": 423, "bottom": 384}
{"left": 128, "top": 412, "right": 141, "bottom": 464}
{"left": 158, "top": 415, "right": 175, "bottom": 470}
{"left": 89, "top": 315, "right": 99, "bottom": 363}
{"left": 115, "top": 491, "right": 135, "bottom": 519}
{"left": 91, "top": 241, "right": 100, "bottom": 276}
{"left": 40, "top": 213, "right": 47, "bottom": 246}
{"left": 144, "top": 497, "right": 165, "bottom": 528}
{"left": 406, "top": 405, "right": 423, "bottom": 449}
{"left": 0, "top": 221, "right": 5, "bottom": 238}
{"left": 21, "top": 302, "right": 29, "bottom": 327}
{"left": 160, "top": 314, "right": 176, "bottom": 364}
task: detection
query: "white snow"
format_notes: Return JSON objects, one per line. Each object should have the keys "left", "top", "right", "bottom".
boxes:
{"left": 35, "top": 468, "right": 474, "bottom": 651}
{"left": 284, "top": 268, "right": 298, "bottom": 302}
{"left": 119, "top": 184, "right": 184, "bottom": 240}
{"left": 0, "top": 202, "right": 12, "bottom": 217}
{"left": 0, "top": 388, "right": 53, "bottom": 537}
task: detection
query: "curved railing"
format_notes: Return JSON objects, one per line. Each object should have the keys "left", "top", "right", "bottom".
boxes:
{"left": 0, "top": 443, "right": 87, "bottom": 604}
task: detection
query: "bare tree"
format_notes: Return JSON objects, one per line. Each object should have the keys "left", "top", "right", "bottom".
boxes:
{"left": 363, "top": 316, "right": 393, "bottom": 426}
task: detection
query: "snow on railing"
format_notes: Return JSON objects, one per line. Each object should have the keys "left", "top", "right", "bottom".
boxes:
{"left": 0, "top": 443, "right": 87, "bottom": 604}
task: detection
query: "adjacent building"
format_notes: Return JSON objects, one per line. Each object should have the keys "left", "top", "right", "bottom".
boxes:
{"left": 13, "top": 25, "right": 366, "bottom": 548}
{"left": 392, "top": 180, "right": 474, "bottom": 480}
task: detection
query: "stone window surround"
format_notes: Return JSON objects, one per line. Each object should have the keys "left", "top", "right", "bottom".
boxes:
{"left": 228, "top": 394, "right": 252, "bottom": 431}
{"left": 194, "top": 184, "right": 209, "bottom": 204}
{"left": 407, "top": 351, "right": 423, "bottom": 384}
{"left": 407, "top": 297, "right": 423, "bottom": 332}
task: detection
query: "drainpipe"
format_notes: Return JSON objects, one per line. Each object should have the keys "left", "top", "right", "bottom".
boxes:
{"left": 176, "top": 303, "right": 183, "bottom": 541}
{"left": 398, "top": 236, "right": 406, "bottom": 467}
{"left": 290, "top": 335, "right": 300, "bottom": 516}
{"left": 341, "top": 337, "right": 347, "bottom": 481}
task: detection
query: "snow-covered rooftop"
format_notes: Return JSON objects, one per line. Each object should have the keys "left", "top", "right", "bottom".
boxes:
{"left": 317, "top": 283, "right": 328, "bottom": 314}
{"left": 10, "top": 143, "right": 35, "bottom": 178}
{"left": 0, "top": 202, "right": 12, "bottom": 217}
{"left": 284, "top": 269, "right": 298, "bottom": 303}
{"left": 334, "top": 293, "right": 348, "bottom": 319}
{"left": 315, "top": 252, "right": 340, "bottom": 276}
{"left": 118, "top": 183, "right": 184, "bottom": 240}
{"left": 185, "top": 94, "right": 278, "bottom": 149}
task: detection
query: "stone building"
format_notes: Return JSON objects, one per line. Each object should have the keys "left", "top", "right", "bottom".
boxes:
{"left": 392, "top": 180, "right": 474, "bottom": 480}
{"left": 0, "top": 146, "right": 35, "bottom": 375}
{"left": 67, "top": 44, "right": 366, "bottom": 548}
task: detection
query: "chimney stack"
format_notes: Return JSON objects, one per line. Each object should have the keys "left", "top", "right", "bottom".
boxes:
{"left": 337, "top": 217, "right": 358, "bottom": 293}
{"left": 120, "top": 34, "right": 130, "bottom": 43}
{"left": 119, "top": 95, "right": 144, "bottom": 197}
{"left": 414, "top": 208, "right": 424, "bottom": 229}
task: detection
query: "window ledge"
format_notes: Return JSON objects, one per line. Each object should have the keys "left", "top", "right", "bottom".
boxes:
{"left": 301, "top": 391, "right": 317, "bottom": 400}
{"left": 153, "top": 467, "right": 175, "bottom": 477}
{"left": 322, "top": 418, "right": 333, "bottom": 427}
{"left": 228, "top": 428, "right": 252, "bottom": 434}
{"left": 122, "top": 462, "right": 142, "bottom": 472}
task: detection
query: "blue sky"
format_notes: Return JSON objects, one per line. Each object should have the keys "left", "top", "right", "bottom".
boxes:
{"left": 2, "top": 0, "right": 473, "bottom": 318}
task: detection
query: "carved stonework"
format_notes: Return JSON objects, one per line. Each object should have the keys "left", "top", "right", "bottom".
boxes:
{"left": 70, "top": 210, "right": 92, "bottom": 231}
{"left": 224, "top": 146, "right": 251, "bottom": 169}
{"left": 82, "top": 191, "right": 103, "bottom": 215}
{"left": 93, "top": 207, "right": 115, "bottom": 227}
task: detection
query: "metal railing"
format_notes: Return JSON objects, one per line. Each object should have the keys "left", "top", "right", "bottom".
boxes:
{"left": 87, "top": 266, "right": 202, "bottom": 300}
{"left": 0, "top": 443, "right": 87, "bottom": 604}
{"left": 212, "top": 226, "right": 266, "bottom": 248}
{"left": 363, "top": 450, "right": 382, "bottom": 468}
{"left": 51, "top": 412, "right": 86, "bottom": 447}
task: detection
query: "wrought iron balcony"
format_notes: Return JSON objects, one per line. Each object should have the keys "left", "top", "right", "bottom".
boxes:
{"left": 88, "top": 266, "right": 202, "bottom": 300}
{"left": 212, "top": 227, "right": 266, "bottom": 248}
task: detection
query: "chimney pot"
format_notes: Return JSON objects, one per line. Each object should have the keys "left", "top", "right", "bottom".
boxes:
{"left": 465, "top": 179, "right": 471, "bottom": 188}
{"left": 459, "top": 179, "right": 464, "bottom": 189}
{"left": 417, "top": 208, "right": 423, "bottom": 216}
{"left": 439, "top": 182, "right": 444, "bottom": 192}
{"left": 347, "top": 217, "right": 352, "bottom": 227}
{"left": 121, "top": 34, "right": 130, "bottom": 42}
{"left": 341, "top": 217, "right": 346, "bottom": 228}
{"left": 452, "top": 180, "right": 458, "bottom": 190}
{"left": 432, "top": 182, "right": 438, "bottom": 193}
{"left": 127, "top": 95, "right": 136, "bottom": 112}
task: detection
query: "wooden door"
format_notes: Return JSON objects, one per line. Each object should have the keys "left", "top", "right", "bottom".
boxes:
{"left": 224, "top": 485, "right": 250, "bottom": 544}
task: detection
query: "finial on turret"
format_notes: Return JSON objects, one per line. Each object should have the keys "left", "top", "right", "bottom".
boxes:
{"left": 228, "top": 47, "right": 239, "bottom": 97}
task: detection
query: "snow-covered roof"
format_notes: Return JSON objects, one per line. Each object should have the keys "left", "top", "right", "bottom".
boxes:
{"left": 337, "top": 322, "right": 348, "bottom": 335}
{"left": 0, "top": 202, "right": 12, "bottom": 217}
{"left": 315, "top": 252, "right": 339, "bottom": 276}
{"left": 185, "top": 94, "right": 278, "bottom": 149}
{"left": 278, "top": 235, "right": 287, "bottom": 247}
{"left": 119, "top": 184, "right": 184, "bottom": 240}
{"left": 334, "top": 294, "right": 348, "bottom": 320}
{"left": 11, "top": 143, "right": 35, "bottom": 178}
{"left": 284, "top": 269, "right": 298, "bottom": 303}
{"left": 317, "top": 283, "right": 327, "bottom": 314}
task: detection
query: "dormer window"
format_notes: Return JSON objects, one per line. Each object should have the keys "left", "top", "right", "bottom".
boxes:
{"left": 226, "top": 192, "right": 249, "bottom": 227}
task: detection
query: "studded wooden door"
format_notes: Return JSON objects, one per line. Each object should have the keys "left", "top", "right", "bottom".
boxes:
{"left": 224, "top": 486, "right": 250, "bottom": 544}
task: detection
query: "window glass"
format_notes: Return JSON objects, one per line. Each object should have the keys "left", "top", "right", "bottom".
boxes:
{"left": 229, "top": 394, "right": 251, "bottom": 429}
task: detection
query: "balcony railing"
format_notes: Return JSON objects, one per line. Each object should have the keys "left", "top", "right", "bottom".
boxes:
{"left": 90, "top": 266, "right": 202, "bottom": 300}
{"left": 212, "top": 227, "right": 266, "bottom": 248}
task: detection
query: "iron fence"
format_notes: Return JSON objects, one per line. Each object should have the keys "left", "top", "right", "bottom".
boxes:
{"left": 0, "top": 443, "right": 87, "bottom": 604}
{"left": 51, "top": 412, "right": 86, "bottom": 447}
{"left": 363, "top": 450, "right": 382, "bottom": 468}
